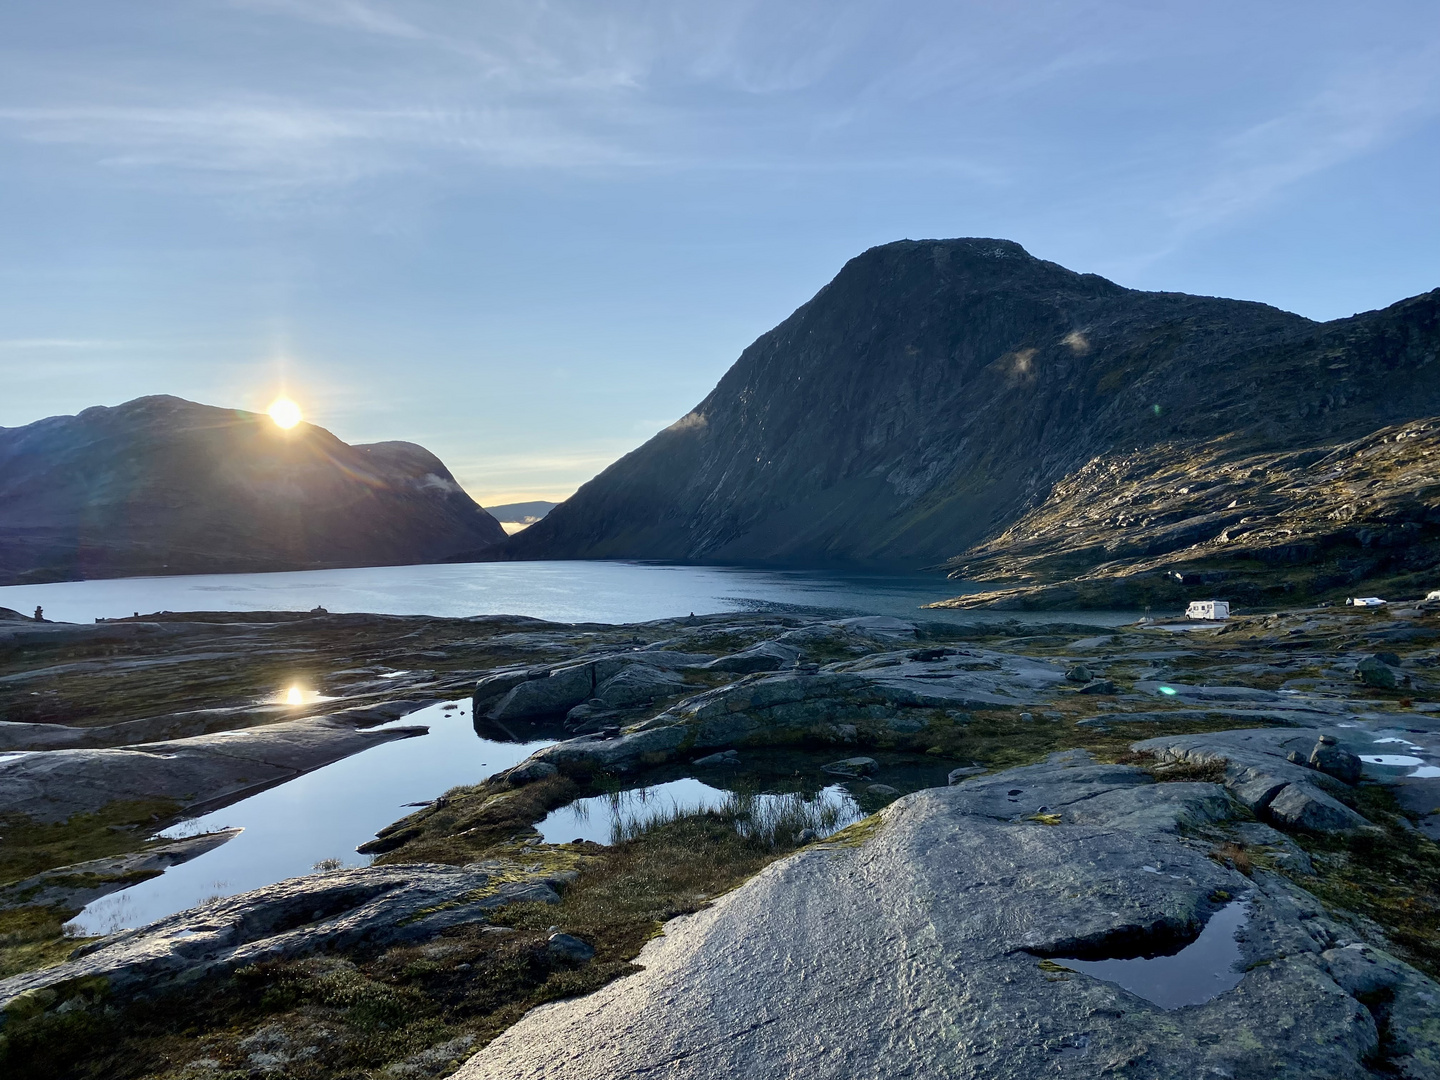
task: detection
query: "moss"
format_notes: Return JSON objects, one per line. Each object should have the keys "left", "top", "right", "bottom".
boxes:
{"left": 0, "top": 800, "right": 182, "bottom": 886}
{"left": 0, "top": 906, "right": 95, "bottom": 979}
{"left": 1285, "top": 786, "right": 1440, "bottom": 981}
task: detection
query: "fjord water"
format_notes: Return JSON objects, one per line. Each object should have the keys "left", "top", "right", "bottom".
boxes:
{"left": 0, "top": 559, "right": 1135, "bottom": 627}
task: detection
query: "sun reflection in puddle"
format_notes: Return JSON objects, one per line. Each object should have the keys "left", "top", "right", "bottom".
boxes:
{"left": 269, "top": 684, "right": 336, "bottom": 706}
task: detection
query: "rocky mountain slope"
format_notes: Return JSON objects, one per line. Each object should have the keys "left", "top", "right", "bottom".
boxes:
{"left": 0, "top": 395, "right": 505, "bottom": 584}
{"left": 509, "top": 239, "right": 1440, "bottom": 605}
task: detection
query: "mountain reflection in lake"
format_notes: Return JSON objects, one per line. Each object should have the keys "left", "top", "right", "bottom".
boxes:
{"left": 70, "top": 700, "right": 554, "bottom": 935}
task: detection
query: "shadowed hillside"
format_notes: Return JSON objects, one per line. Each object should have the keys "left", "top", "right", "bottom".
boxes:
{"left": 0, "top": 395, "right": 506, "bottom": 585}
{"left": 509, "top": 238, "right": 1440, "bottom": 604}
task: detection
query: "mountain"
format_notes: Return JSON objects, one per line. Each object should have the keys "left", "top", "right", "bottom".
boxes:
{"left": 0, "top": 395, "right": 506, "bottom": 585}
{"left": 510, "top": 238, "right": 1440, "bottom": 606}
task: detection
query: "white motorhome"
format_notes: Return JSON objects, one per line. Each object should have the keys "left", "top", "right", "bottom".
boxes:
{"left": 1186, "top": 600, "right": 1230, "bottom": 620}
{"left": 1347, "top": 597, "right": 1387, "bottom": 607}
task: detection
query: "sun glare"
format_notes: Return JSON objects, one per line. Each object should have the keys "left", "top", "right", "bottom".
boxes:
{"left": 285, "top": 685, "right": 304, "bottom": 705}
{"left": 268, "top": 397, "right": 303, "bottom": 429}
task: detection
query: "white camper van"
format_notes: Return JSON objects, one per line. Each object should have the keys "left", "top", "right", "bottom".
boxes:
{"left": 1186, "top": 600, "right": 1230, "bottom": 620}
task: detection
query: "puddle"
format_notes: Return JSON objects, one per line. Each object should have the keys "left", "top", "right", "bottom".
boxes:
{"left": 0, "top": 751, "right": 33, "bottom": 764}
{"left": 1373, "top": 737, "right": 1422, "bottom": 748}
{"left": 1053, "top": 898, "right": 1250, "bottom": 1010}
{"left": 1361, "top": 755, "right": 1427, "bottom": 767}
{"left": 1409, "top": 766, "right": 1440, "bottom": 778}
{"left": 70, "top": 700, "right": 554, "bottom": 935}
{"left": 538, "top": 779, "right": 862, "bottom": 846}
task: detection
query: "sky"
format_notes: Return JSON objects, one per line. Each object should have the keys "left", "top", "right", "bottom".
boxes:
{"left": 1, "top": 2, "right": 1438, "bottom": 506}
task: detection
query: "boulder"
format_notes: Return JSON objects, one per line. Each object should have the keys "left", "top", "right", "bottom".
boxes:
{"left": 1266, "top": 782, "right": 1372, "bottom": 834}
{"left": 1065, "top": 664, "right": 1092, "bottom": 683}
{"left": 546, "top": 933, "right": 595, "bottom": 963}
{"left": 488, "top": 665, "right": 597, "bottom": 720}
{"left": 1078, "top": 679, "right": 1116, "bottom": 695}
{"left": 593, "top": 665, "right": 686, "bottom": 709}
{"left": 1309, "top": 736, "right": 1361, "bottom": 785}
{"left": 703, "top": 641, "right": 801, "bottom": 674}
{"left": 1355, "top": 657, "right": 1398, "bottom": 690}
{"left": 507, "top": 761, "right": 559, "bottom": 786}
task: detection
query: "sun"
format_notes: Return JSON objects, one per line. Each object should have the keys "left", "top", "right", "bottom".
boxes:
{"left": 268, "top": 397, "right": 303, "bottom": 429}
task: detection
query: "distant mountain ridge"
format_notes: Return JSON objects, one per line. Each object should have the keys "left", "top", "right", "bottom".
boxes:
{"left": 0, "top": 395, "right": 506, "bottom": 585}
{"left": 509, "top": 238, "right": 1440, "bottom": 605}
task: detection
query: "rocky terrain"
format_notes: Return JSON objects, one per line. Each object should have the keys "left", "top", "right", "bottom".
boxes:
{"left": 509, "top": 238, "right": 1440, "bottom": 608}
{"left": 0, "top": 395, "right": 506, "bottom": 585}
{"left": 2, "top": 601, "right": 1440, "bottom": 1078}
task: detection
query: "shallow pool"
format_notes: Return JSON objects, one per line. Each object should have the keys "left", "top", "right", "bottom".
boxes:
{"left": 69, "top": 700, "right": 553, "bottom": 935}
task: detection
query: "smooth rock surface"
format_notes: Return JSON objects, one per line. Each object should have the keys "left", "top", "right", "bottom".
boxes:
{"left": 459, "top": 752, "right": 1440, "bottom": 1079}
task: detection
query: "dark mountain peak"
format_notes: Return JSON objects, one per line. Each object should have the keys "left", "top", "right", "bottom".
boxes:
{"left": 0, "top": 395, "right": 504, "bottom": 585}
{"left": 511, "top": 239, "right": 1440, "bottom": 571}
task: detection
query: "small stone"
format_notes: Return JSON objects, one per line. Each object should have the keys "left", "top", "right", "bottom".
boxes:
{"left": 822, "top": 756, "right": 879, "bottom": 778}
{"left": 1019, "top": 712, "right": 1034, "bottom": 722}
{"left": 866, "top": 784, "right": 901, "bottom": 797}
{"left": 547, "top": 933, "right": 595, "bottom": 963}
{"left": 1375, "top": 651, "right": 1402, "bottom": 668}
{"left": 1286, "top": 751, "right": 1309, "bottom": 766}
{"left": 1078, "top": 679, "right": 1117, "bottom": 695}
{"left": 1065, "top": 664, "right": 1092, "bottom": 683}
{"left": 796, "top": 828, "right": 818, "bottom": 843}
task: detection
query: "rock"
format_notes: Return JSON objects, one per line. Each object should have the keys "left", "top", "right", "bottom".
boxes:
{"left": 507, "top": 761, "right": 559, "bottom": 786}
{"left": 593, "top": 664, "right": 686, "bottom": 709}
{"left": 703, "top": 641, "right": 801, "bottom": 674}
{"left": 1065, "top": 664, "right": 1092, "bottom": 683}
{"left": 488, "top": 664, "right": 597, "bottom": 720}
{"left": 865, "top": 784, "right": 901, "bottom": 797}
{"left": 459, "top": 751, "right": 1440, "bottom": 1080}
{"left": 1134, "top": 728, "right": 1379, "bottom": 836}
{"left": 821, "top": 756, "right": 878, "bottom": 779}
{"left": 0, "top": 716, "right": 427, "bottom": 823}
{"left": 0, "top": 862, "right": 564, "bottom": 1012}
{"left": 948, "top": 766, "right": 987, "bottom": 783}
{"left": 1286, "top": 750, "right": 1309, "bottom": 766}
{"left": 1266, "top": 782, "right": 1372, "bottom": 833}
{"left": 0, "top": 829, "right": 242, "bottom": 913}
{"left": 1309, "top": 738, "right": 1362, "bottom": 785}
{"left": 1373, "top": 651, "right": 1403, "bottom": 668}
{"left": 1078, "top": 679, "right": 1116, "bottom": 694}
{"left": 547, "top": 933, "right": 595, "bottom": 963}
{"left": 1355, "top": 657, "right": 1398, "bottom": 689}
{"left": 693, "top": 750, "right": 741, "bottom": 768}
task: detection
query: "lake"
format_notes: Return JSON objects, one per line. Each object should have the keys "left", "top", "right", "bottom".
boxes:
{"left": 0, "top": 559, "right": 1136, "bottom": 627}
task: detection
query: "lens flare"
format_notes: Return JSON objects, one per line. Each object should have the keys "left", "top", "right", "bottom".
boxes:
{"left": 286, "top": 685, "right": 304, "bottom": 705}
{"left": 268, "top": 398, "right": 303, "bottom": 429}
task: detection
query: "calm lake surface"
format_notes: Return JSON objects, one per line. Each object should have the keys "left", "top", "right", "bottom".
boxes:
{"left": 0, "top": 559, "right": 1136, "bottom": 627}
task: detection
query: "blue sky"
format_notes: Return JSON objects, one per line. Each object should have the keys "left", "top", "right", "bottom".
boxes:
{"left": 1, "top": 1, "right": 1437, "bottom": 505}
